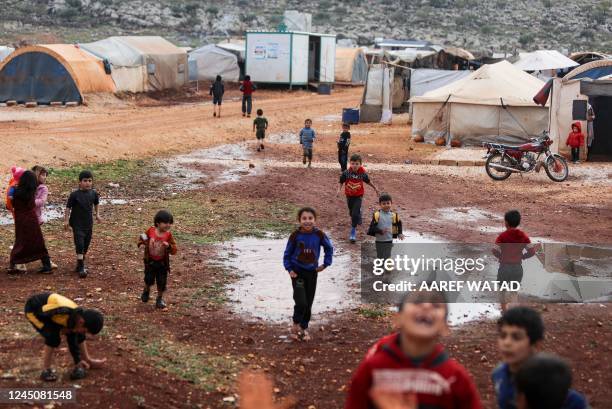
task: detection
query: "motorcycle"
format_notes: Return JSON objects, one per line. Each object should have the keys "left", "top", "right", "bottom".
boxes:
{"left": 483, "top": 132, "right": 569, "bottom": 182}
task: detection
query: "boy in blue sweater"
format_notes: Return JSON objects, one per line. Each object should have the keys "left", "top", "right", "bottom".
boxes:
{"left": 492, "top": 307, "right": 588, "bottom": 409}
{"left": 299, "top": 119, "right": 316, "bottom": 168}
{"left": 283, "top": 207, "right": 333, "bottom": 341}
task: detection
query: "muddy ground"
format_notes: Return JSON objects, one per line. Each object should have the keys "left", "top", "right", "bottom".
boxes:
{"left": 0, "top": 88, "right": 611, "bottom": 409}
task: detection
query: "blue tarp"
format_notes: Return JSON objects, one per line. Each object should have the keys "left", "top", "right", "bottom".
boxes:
{"left": 0, "top": 52, "right": 81, "bottom": 104}
{"left": 571, "top": 66, "right": 612, "bottom": 80}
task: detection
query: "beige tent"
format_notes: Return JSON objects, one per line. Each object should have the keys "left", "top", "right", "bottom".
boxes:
{"left": 410, "top": 61, "right": 549, "bottom": 145}
{"left": 80, "top": 36, "right": 188, "bottom": 92}
{"left": 335, "top": 47, "right": 368, "bottom": 84}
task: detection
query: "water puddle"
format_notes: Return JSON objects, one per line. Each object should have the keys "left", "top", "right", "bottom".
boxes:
{"left": 267, "top": 131, "right": 299, "bottom": 144}
{"left": 0, "top": 205, "right": 63, "bottom": 225}
{"left": 158, "top": 143, "right": 260, "bottom": 190}
{"left": 219, "top": 236, "right": 355, "bottom": 323}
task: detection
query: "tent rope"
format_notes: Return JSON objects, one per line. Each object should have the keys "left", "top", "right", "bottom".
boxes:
{"left": 500, "top": 97, "right": 531, "bottom": 137}
{"left": 421, "top": 94, "right": 451, "bottom": 132}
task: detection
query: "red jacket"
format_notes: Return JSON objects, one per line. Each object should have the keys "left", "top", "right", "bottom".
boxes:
{"left": 566, "top": 122, "right": 585, "bottom": 148}
{"left": 241, "top": 80, "right": 255, "bottom": 96}
{"left": 340, "top": 166, "right": 370, "bottom": 197}
{"left": 345, "top": 333, "right": 482, "bottom": 409}
{"left": 493, "top": 228, "right": 534, "bottom": 264}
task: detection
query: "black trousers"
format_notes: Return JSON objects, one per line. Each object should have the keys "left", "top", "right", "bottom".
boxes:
{"left": 571, "top": 147, "right": 580, "bottom": 162}
{"left": 144, "top": 260, "right": 169, "bottom": 292}
{"left": 73, "top": 228, "right": 92, "bottom": 254}
{"left": 346, "top": 196, "right": 362, "bottom": 228}
{"left": 338, "top": 149, "right": 348, "bottom": 171}
{"left": 241, "top": 95, "right": 252, "bottom": 114}
{"left": 291, "top": 268, "right": 318, "bottom": 329}
{"left": 376, "top": 241, "right": 393, "bottom": 261}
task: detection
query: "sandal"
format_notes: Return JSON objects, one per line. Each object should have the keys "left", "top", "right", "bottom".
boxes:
{"left": 70, "top": 366, "right": 86, "bottom": 380}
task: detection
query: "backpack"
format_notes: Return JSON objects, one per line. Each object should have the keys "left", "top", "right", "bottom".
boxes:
{"left": 372, "top": 211, "right": 400, "bottom": 236}
{"left": 5, "top": 176, "right": 17, "bottom": 212}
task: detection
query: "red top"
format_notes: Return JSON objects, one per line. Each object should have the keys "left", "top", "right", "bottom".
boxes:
{"left": 345, "top": 333, "right": 482, "bottom": 409}
{"left": 146, "top": 227, "right": 173, "bottom": 261}
{"left": 340, "top": 166, "right": 370, "bottom": 197}
{"left": 494, "top": 228, "right": 533, "bottom": 264}
{"left": 566, "top": 121, "right": 585, "bottom": 148}
{"left": 241, "top": 80, "right": 255, "bottom": 95}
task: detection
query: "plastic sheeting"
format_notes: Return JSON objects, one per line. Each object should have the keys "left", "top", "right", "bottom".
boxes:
{"left": 364, "top": 65, "right": 384, "bottom": 106}
{"left": 0, "top": 46, "right": 14, "bottom": 63}
{"left": 409, "top": 69, "right": 471, "bottom": 98}
{"left": 188, "top": 45, "right": 239, "bottom": 82}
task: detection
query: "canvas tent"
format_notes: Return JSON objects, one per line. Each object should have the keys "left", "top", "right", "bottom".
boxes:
{"left": 544, "top": 59, "right": 612, "bottom": 161}
{"left": 514, "top": 50, "right": 578, "bottom": 72}
{"left": 0, "top": 44, "right": 115, "bottom": 104}
{"left": 409, "top": 69, "right": 471, "bottom": 98}
{"left": 335, "top": 47, "right": 367, "bottom": 84}
{"left": 570, "top": 51, "right": 611, "bottom": 65}
{"left": 0, "top": 46, "right": 14, "bottom": 63}
{"left": 80, "top": 36, "right": 188, "bottom": 93}
{"left": 188, "top": 45, "right": 240, "bottom": 82}
{"left": 410, "top": 61, "right": 548, "bottom": 146}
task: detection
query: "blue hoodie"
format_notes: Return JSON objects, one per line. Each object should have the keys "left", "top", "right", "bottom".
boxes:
{"left": 283, "top": 228, "right": 333, "bottom": 272}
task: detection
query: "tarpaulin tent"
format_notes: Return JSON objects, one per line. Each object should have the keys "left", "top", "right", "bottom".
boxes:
{"left": 410, "top": 61, "right": 548, "bottom": 146}
{"left": 409, "top": 69, "right": 471, "bottom": 98}
{"left": 0, "top": 46, "right": 14, "bottom": 63}
{"left": 570, "top": 51, "right": 611, "bottom": 65}
{"left": 216, "top": 40, "right": 246, "bottom": 61}
{"left": 335, "top": 47, "right": 368, "bottom": 84}
{"left": 188, "top": 45, "right": 240, "bottom": 82}
{"left": 80, "top": 36, "right": 188, "bottom": 92}
{"left": 514, "top": 50, "right": 578, "bottom": 71}
{"left": 0, "top": 44, "right": 115, "bottom": 104}
{"left": 563, "top": 59, "right": 612, "bottom": 81}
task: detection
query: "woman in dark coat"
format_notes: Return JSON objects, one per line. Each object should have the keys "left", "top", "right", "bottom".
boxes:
{"left": 9, "top": 170, "right": 54, "bottom": 274}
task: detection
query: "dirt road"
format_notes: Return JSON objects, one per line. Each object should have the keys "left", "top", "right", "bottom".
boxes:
{"left": 0, "top": 88, "right": 610, "bottom": 409}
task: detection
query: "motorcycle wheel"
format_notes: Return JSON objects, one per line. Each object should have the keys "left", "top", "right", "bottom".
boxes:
{"left": 544, "top": 154, "right": 569, "bottom": 182}
{"left": 485, "top": 153, "right": 512, "bottom": 180}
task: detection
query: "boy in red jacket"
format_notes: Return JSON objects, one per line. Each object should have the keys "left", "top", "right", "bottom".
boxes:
{"left": 565, "top": 122, "right": 584, "bottom": 164}
{"left": 345, "top": 292, "right": 482, "bottom": 409}
{"left": 240, "top": 75, "right": 256, "bottom": 117}
{"left": 492, "top": 210, "right": 536, "bottom": 312}
{"left": 338, "top": 154, "right": 378, "bottom": 243}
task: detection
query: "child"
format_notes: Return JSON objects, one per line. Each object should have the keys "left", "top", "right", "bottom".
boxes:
{"left": 367, "top": 193, "right": 404, "bottom": 263}
{"left": 337, "top": 123, "right": 351, "bottom": 172}
{"left": 5, "top": 165, "right": 25, "bottom": 216}
{"left": 299, "top": 119, "right": 316, "bottom": 167}
{"left": 515, "top": 354, "right": 573, "bottom": 409}
{"left": 492, "top": 307, "right": 588, "bottom": 409}
{"left": 240, "top": 75, "right": 256, "bottom": 117}
{"left": 64, "top": 170, "right": 101, "bottom": 278}
{"left": 24, "top": 292, "right": 105, "bottom": 381}
{"left": 9, "top": 170, "right": 55, "bottom": 274}
{"left": 210, "top": 75, "right": 225, "bottom": 118}
{"left": 345, "top": 292, "right": 482, "bottom": 409}
{"left": 253, "top": 108, "right": 268, "bottom": 152}
{"left": 138, "top": 210, "right": 177, "bottom": 309}
{"left": 565, "top": 122, "right": 584, "bottom": 164}
{"left": 283, "top": 207, "right": 333, "bottom": 341}
{"left": 492, "top": 210, "right": 535, "bottom": 312}
{"left": 32, "top": 165, "right": 48, "bottom": 225}
{"left": 338, "top": 154, "right": 379, "bottom": 243}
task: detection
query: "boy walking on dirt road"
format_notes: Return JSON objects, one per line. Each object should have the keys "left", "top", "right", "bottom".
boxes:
{"left": 367, "top": 193, "right": 404, "bottom": 262}
{"left": 283, "top": 207, "right": 333, "bottom": 342}
{"left": 64, "top": 170, "right": 101, "bottom": 278}
{"left": 337, "top": 123, "right": 351, "bottom": 172}
{"left": 138, "top": 210, "right": 177, "bottom": 310}
{"left": 240, "top": 75, "right": 256, "bottom": 117}
{"left": 25, "top": 292, "right": 105, "bottom": 381}
{"left": 299, "top": 119, "right": 316, "bottom": 168}
{"left": 492, "top": 210, "right": 536, "bottom": 312}
{"left": 253, "top": 109, "right": 268, "bottom": 152}
{"left": 210, "top": 75, "right": 224, "bottom": 118}
{"left": 345, "top": 291, "right": 482, "bottom": 409}
{"left": 338, "top": 154, "right": 378, "bottom": 243}
{"left": 493, "top": 307, "right": 588, "bottom": 409}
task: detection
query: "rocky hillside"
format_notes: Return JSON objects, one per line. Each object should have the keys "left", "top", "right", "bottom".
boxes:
{"left": 1, "top": 0, "right": 611, "bottom": 54}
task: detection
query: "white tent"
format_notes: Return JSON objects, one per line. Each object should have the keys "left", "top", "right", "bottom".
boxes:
{"left": 335, "top": 47, "right": 368, "bottom": 84}
{"left": 80, "top": 36, "right": 188, "bottom": 92}
{"left": 0, "top": 46, "right": 14, "bottom": 63}
{"left": 514, "top": 50, "right": 578, "bottom": 71}
{"left": 188, "top": 45, "right": 240, "bottom": 82}
{"left": 217, "top": 40, "right": 246, "bottom": 61}
{"left": 410, "top": 61, "right": 549, "bottom": 145}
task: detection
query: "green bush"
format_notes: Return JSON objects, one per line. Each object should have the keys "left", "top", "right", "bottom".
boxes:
{"left": 518, "top": 33, "right": 535, "bottom": 47}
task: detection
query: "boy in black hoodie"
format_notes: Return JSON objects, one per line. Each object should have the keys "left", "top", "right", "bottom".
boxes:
{"left": 210, "top": 75, "right": 225, "bottom": 118}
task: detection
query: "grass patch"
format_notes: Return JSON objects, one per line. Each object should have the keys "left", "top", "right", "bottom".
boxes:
{"left": 48, "top": 159, "right": 152, "bottom": 185}
{"left": 357, "top": 304, "right": 392, "bottom": 319}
